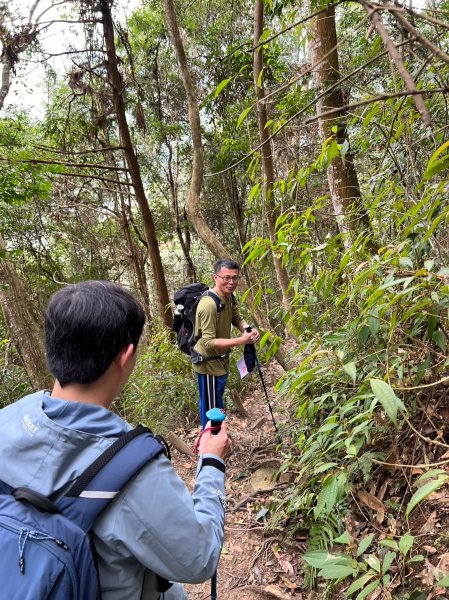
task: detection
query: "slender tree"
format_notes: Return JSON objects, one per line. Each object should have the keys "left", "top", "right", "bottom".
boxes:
{"left": 0, "top": 234, "right": 51, "bottom": 388}
{"left": 99, "top": 0, "right": 172, "bottom": 327}
{"left": 253, "top": 0, "right": 293, "bottom": 308}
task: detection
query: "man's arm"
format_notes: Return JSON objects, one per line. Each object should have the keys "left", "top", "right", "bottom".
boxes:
{"left": 198, "top": 297, "right": 259, "bottom": 352}
{"left": 95, "top": 425, "right": 231, "bottom": 585}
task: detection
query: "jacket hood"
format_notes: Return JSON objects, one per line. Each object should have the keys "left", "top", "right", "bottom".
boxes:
{"left": 0, "top": 391, "right": 129, "bottom": 497}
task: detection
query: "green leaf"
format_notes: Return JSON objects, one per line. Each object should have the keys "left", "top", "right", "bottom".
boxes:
{"left": 334, "top": 531, "right": 352, "bottom": 544}
{"left": 415, "top": 469, "right": 448, "bottom": 485}
{"left": 408, "top": 555, "right": 424, "bottom": 563}
{"left": 437, "top": 574, "right": 449, "bottom": 587}
{"left": 345, "top": 572, "right": 375, "bottom": 596}
{"left": 408, "top": 592, "right": 426, "bottom": 600}
{"left": 398, "top": 533, "right": 414, "bottom": 557}
{"left": 237, "top": 106, "right": 252, "bottom": 128}
{"left": 382, "top": 551, "right": 396, "bottom": 575}
{"left": 343, "top": 361, "right": 357, "bottom": 384}
{"left": 214, "top": 77, "right": 231, "bottom": 97}
{"left": 355, "top": 579, "right": 380, "bottom": 600}
{"left": 259, "top": 331, "right": 270, "bottom": 349}
{"left": 432, "top": 330, "right": 446, "bottom": 352}
{"left": 357, "top": 533, "right": 375, "bottom": 557}
{"left": 314, "top": 474, "right": 338, "bottom": 517}
{"left": 423, "top": 140, "right": 449, "bottom": 181}
{"left": 370, "top": 379, "right": 406, "bottom": 426}
{"left": 406, "top": 476, "right": 449, "bottom": 517}
{"left": 313, "top": 462, "right": 338, "bottom": 474}
{"left": 302, "top": 550, "right": 348, "bottom": 569}
{"left": 318, "top": 563, "right": 357, "bottom": 579}
{"left": 368, "top": 310, "right": 380, "bottom": 337}
{"left": 365, "top": 555, "right": 381, "bottom": 573}
{"left": 427, "top": 313, "right": 439, "bottom": 339}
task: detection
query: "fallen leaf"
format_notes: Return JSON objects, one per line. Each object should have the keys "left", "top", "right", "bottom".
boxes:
{"left": 272, "top": 543, "right": 281, "bottom": 559}
{"left": 264, "top": 584, "right": 293, "bottom": 599}
{"left": 278, "top": 559, "right": 295, "bottom": 576}
{"left": 437, "top": 552, "right": 449, "bottom": 574}
{"left": 252, "top": 565, "right": 262, "bottom": 584}
{"left": 281, "top": 576, "right": 299, "bottom": 590}
{"left": 357, "top": 490, "right": 386, "bottom": 524}
{"left": 419, "top": 511, "right": 438, "bottom": 535}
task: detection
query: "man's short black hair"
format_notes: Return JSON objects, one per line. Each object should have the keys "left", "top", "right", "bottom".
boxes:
{"left": 45, "top": 280, "right": 145, "bottom": 387}
{"left": 213, "top": 259, "right": 240, "bottom": 273}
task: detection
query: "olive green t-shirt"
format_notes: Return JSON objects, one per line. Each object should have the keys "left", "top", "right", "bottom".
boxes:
{"left": 192, "top": 292, "right": 244, "bottom": 376}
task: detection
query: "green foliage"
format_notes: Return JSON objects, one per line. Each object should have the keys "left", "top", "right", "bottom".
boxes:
{"left": 0, "top": 336, "right": 31, "bottom": 409}
{"left": 303, "top": 531, "right": 423, "bottom": 599}
{"left": 117, "top": 326, "right": 198, "bottom": 433}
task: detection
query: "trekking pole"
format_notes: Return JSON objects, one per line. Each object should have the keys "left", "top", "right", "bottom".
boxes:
{"left": 244, "top": 328, "right": 282, "bottom": 445}
{"left": 205, "top": 408, "right": 226, "bottom": 600}
{"left": 254, "top": 353, "right": 282, "bottom": 445}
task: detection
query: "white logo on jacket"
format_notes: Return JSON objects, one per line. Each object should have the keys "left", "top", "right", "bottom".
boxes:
{"left": 208, "top": 485, "right": 226, "bottom": 510}
{"left": 22, "top": 413, "right": 39, "bottom": 436}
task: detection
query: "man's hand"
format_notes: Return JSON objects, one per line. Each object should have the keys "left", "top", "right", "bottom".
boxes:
{"left": 239, "top": 327, "right": 260, "bottom": 345}
{"left": 199, "top": 421, "right": 231, "bottom": 460}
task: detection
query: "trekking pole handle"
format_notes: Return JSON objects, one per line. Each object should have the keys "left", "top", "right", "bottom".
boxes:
{"left": 206, "top": 408, "right": 226, "bottom": 435}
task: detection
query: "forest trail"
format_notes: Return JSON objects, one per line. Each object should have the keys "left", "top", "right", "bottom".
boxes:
{"left": 171, "top": 361, "right": 306, "bottom": 600}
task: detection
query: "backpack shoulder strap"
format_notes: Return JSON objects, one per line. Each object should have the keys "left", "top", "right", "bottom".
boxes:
{"left": 57, "top": 426, "right": 165, "bottom": 532}
{"left": 202, "top": 290, "right": 225, "bottom": 315}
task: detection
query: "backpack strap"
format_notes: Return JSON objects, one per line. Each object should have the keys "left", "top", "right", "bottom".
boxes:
{"left": 201, "top": 290, "right": 225, "bottom": 316}
{"left": 56, "top": 426, "right": 165, "bottom": 532}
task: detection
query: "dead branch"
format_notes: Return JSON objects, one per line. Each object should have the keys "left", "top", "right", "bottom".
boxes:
{"left": 304, "top": 88, "right": 447, "bottom": 125}
{"left": 48, "top": 170, "right": 134, "bottom": 187}
{"left": 360, "top": 0, "right": 431, "bottom": 125}
{"left": 231, "top": 388, "right": 248, "bottom": 417}
{"left": 0, "top": 157, "right": 129, "bottom": 172}
{"left": 392, "top": 9, "right": 449, "bottom": 66}
{"left": 234, "top": 584, "right": 293, "bottom": 599}
{"left": 164, "top": 431, "right": 196, "bottom": 458}
{"left": 34, "top": 145, "right": 126, "bottom": 155}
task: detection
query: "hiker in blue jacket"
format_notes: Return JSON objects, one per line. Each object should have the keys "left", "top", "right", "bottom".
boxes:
{"left": 0, "top": 280, "right": 231, "bottom": 600}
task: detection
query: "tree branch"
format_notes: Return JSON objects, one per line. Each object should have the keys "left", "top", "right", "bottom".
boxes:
{"left": 360, "top": 0, "right": 431, "bottom": 125}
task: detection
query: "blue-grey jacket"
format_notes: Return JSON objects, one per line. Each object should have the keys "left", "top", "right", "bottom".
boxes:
{"left": 0, "top": 391, "right": 227, "bottom": 599}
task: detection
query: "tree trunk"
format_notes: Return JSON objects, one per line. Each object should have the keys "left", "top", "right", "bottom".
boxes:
{"left": 99, "top": 0, "right": 172, "bottom": 328}
{"left": 0, "top": 234, "right": 51, "bottom": 389}
{"left": 253, "top": 0, "right": 293, "bottom": 309}
{"left": 310, "top": 4, "right": 371, "bottom": 241}
{"left": 164, "top": 0, "right": 230, "bottom": 259}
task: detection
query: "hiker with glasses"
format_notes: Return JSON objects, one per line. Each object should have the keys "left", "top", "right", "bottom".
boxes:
{"left": 0, "top": 280, "right": 231, "bottom": 600}
{"left": 192, "top": 259, "right": 260, "bottom": 428}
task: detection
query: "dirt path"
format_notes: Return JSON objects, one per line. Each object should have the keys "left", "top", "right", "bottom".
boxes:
{"left": 170, "top": 363, "right": 305, "bottom": 600}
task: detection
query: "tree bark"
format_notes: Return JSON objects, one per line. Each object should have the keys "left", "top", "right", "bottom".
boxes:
{"left": 0, "top": 234, "right": 51, "bottom": 389}
{"left": 310, "top": 4, "right": 371, "bottom": 241}
{"left": 99, "top": 0, "right": 172, "bottom": 328}
{"left": 253, "top": 0, "right": 293, "bottom": 309}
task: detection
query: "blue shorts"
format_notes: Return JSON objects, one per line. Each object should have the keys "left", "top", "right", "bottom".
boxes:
{"left": 197, "top": 373, "right": 228, "bottom": 429}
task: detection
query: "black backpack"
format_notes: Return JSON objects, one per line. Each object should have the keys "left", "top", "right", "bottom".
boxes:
{"left": 171, "top": 283, "right": 225, "bottom": 357}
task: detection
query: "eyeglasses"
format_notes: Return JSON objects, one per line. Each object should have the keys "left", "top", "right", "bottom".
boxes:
{"left": 214, "top": 274, "right": 240, "bottom": 283}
